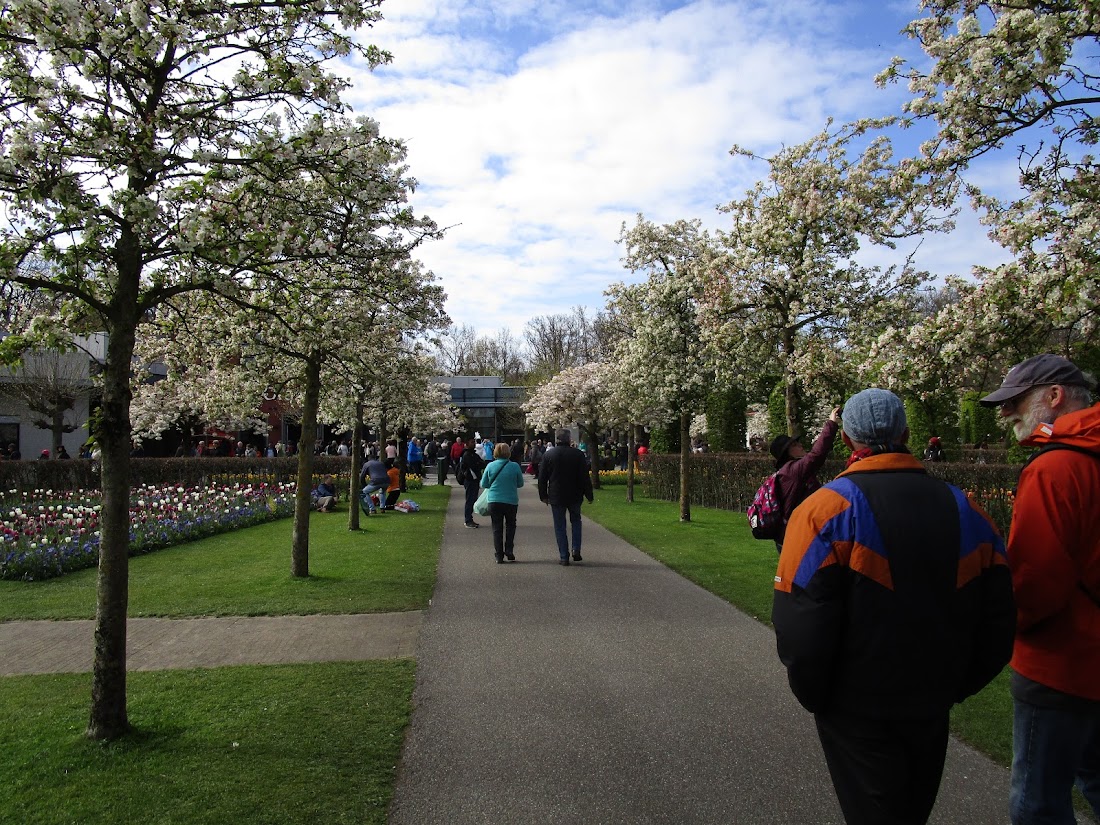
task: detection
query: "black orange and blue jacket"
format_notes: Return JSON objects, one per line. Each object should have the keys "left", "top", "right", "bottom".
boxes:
{"left": 772, "top": 451, "right": 1015, "bottom": 719}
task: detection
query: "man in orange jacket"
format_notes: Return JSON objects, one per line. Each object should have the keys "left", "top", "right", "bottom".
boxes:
{"left": 981, "top": 353, "right": 1100, "bottom": 825}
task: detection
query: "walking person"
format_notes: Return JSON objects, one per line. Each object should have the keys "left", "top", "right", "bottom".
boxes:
{"left": 768, "top": 406, "right": 842, "bottom": 551}
{"left": 773, "top": 388, "right": 1016, "bottom": 825}
{"left": 979, "top": 353, "right": 1100, "bottom": 825}
{"left": 481, "top": 442, "right": 525, "bottom": 563}
{"left": 457, "top": 439, "right": 485, "bottom": 528}
{"left": 538, "top": 428, "right": 594, "bottom": 566}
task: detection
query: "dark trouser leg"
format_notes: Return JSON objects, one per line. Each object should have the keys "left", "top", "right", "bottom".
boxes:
{"left": 464, "top": 480, "right": 478, "bottom": 524}
{"left": 489, "top": 502, "right": 505, "bottom": 560}
{"left": 567, "top": 500, "right": 582, "bottom": 553}
{"left": 550, "top": 504, "right": 569, "bottom": 559}
{"left": 502, "top": 503, "right": 517, "bottom": 556}
{"left": 814, "top": 710, "right": 949, "bottom": 825}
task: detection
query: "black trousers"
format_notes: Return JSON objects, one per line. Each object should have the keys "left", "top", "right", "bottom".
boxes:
{"left": 488, "top": 502, "right": 518, "bottom": 559}
{"left": 814, "top": 710, "right": 949, "bottom": 825}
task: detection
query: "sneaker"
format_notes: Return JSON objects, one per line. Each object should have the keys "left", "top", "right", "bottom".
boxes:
{"left": 465, "top": 521, "right": 480, "bottom": 528}
{"left": 505, "top": 553, "right": 516, "bottom": 562}
{"left": 559, "top": 558, "right": 571, "bottom": 566}
{"left": 572, "top": 553, "right": 583, "bottom": 562}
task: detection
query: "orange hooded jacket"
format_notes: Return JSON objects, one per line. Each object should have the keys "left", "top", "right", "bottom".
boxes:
{"left": 1009, "top": 402, "right": 1100, "bottom": 700}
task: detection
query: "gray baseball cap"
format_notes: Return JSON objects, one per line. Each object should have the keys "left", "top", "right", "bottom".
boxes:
{"left": 979, "top": 354, "right": 1091, "bottom": 407}
{"left": 841, "top": 388, "right": 908, "bottom": 447}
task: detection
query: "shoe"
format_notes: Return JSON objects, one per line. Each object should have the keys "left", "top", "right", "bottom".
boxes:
{"left": 505, "top": 553, "right": 516, "bottom": 562}
{"left": 572, "top": 553, "right": 583, "bottom": 562}
{"left": 559, "top": 558, "right": 570, "bottom": 566}
{"left": 465, "top": 522, "right": 479, "bottom": 528}
{"left": 496, "top": 557, "right": 505, "bottom": 564}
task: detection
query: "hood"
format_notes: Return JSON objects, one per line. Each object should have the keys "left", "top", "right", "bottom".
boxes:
{"left": 1021, "top": 402, "right": 1100, "bottom": 452}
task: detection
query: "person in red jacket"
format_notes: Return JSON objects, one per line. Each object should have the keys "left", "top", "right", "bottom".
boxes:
{"left": 980, "top": 353, "right": 1100, "bottom": 825}
{"left": 768, "top": 406, "right": 841, "bottom": 550}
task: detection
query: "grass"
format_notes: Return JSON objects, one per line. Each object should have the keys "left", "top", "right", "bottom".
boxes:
{"left": 0, "top": 661, "right": 415, "bottom": 825}
{"left": 0, "top": 485, "right": 449, "bottom": 621}
{"left": 585, "top": 490, "right": 1015, "bottom": 768}
{"left": 586, "top": 493, "right": 779, "bottom": 624}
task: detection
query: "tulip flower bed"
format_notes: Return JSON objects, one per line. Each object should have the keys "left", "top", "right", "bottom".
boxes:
{"left": 0, "top": 481, "right": 296, "bottom": 582}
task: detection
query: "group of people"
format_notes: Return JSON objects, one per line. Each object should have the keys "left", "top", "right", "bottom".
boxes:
{"left": 454, "top": 429, "right": 594, "bottom": 565}
{"left": 1, "top": 442, "right": 73, "bottom": 460}
{"left": 766, "top": 353, "right": 1098, "bottom": 825}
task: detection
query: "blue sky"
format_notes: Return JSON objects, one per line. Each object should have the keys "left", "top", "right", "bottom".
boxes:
{"left": 343, "top": 0, "right": 1014, "bottom": 338}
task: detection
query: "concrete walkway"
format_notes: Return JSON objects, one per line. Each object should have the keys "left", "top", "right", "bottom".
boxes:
{"left": 1, "top": 475, "right": 1019, "bottom": 823}
{"left": 0, "top": 612, "right": 422, "bottom": 675}
{"left": 388, "top": 478, "right": 1015, "bottom": 824}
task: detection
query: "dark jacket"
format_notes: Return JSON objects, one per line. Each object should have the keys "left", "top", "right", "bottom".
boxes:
{"left": 457, "top": 449, "right": 485, "bottom": 486}
{"left": 538, "top": 443, "right": 594, "bottom": 506}
{"left": 772, "top": 452, "right": 1015, "bottom": 719}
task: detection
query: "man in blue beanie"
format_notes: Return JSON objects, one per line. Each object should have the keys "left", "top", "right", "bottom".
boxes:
{"left": 773, "top": 388, "right": 1016, "bottom": 825}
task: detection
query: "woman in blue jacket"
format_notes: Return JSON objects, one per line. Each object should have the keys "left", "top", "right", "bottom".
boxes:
{"left": 406, "top": 437, "right": 424, "bottom": 477}
{"left": 481, "top": 442, "right": 525, "bottom": 563}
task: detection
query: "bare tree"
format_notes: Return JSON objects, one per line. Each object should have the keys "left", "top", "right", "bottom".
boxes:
{"left": 465, "top": 329, "right": 528, "bottom": 384}
{"left": 0, "top": 350, "right": 92, "bottom": 454}
{"left": 431, "top": 324, "right": 479, "bottom": 375}
{"left": 523, "top": 306, "right": 612, "bottom": 380}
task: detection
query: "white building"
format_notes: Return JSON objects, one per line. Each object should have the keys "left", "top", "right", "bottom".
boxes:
{"left": 0, "top": 334, "right": 103, "bottom": 459}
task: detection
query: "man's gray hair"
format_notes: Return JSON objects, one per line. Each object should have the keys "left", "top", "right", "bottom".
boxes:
{"left": 554, "top": 428, "right": 571, "bottom": 445}
{"left": 1065, "top": 381, "right": 1095, "bottom": 408}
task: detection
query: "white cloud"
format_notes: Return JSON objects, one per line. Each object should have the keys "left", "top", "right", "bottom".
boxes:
{"left": 340, "top": 0, "right": 1005, "bottom": 338}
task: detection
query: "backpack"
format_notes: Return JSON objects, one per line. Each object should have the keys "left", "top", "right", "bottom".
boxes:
{"left": 746, "top": 473, "right": 784, "bottom": 540}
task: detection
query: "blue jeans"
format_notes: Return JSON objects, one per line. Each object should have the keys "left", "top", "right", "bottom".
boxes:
{"left": 550, "top": 501, "right": 582, "bottom": 560}
{"left": 361, "top": 483, "right": 385, "bottom": 514}
{"left": 1010, "top": 698, "right": 1100, "bottom": 824}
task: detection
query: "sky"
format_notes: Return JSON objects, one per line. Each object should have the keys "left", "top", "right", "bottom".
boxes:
{"left": 341, "top": 0, "right": 1014, "bottom": 339}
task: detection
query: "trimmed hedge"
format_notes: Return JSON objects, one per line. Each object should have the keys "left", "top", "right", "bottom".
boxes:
{"left": 0, "top": 456, "right": 354, "bottom": 492}
{"left": 640, "top": 452, "right": 1021, "bottom": 536}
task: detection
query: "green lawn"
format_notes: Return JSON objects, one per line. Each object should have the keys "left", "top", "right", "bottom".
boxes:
{"left": 0, "top": 485, "right": 449, "bottom": 621}
{"left": 585, "top": 490, "right": 1014, "bottom": 767}
{"left": 0, "top": 488, "right": 449, "bottom": 824}
{"left": 0, "top": 661, "right": 414, "bottom": 825}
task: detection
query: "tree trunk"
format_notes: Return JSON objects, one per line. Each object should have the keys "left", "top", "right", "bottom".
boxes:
{"left": 397, "top": 426, "right": 409, "bottom": 491}
{"left": 583, "top": 422, "right": 601, "bottom": 491}
{"left": 87, "top": 318, "right": 137, "bottom": 740}
{"left": 348, "top": 403, "right": 364, "bottom": 531}
{"left": 291, "top": 357, "right": 321, "bottom": 578}
{"left": 785, "top": 379, "right": 801, "bottom": 438}
{"left": 783, "top": 332, "right": 800, "bottom": 437}
{"left": 626, "top": 424, "right": 636, "bottom": 503}
{"left": 51, "top": 406, "right": 65, "bottom": 456}
{"left": 679, "top": 411, "right": 691, "bottom": 522}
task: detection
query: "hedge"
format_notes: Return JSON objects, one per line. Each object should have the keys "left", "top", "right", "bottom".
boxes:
{"left": 640, "top": 452, "right": 1021, "bottom": 536}
{"left": 0, "top": 456, "right": 355, "bottom": 492}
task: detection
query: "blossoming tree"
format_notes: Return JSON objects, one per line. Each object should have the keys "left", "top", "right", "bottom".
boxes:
{"left": 704, "top": 121, "right": 955, "bottom": 437}
{"left": 877, "top": 0, "right": 1100, "bottom": 380}
{"left": 608, "top": 216, "right": 713, "bottom": 522}
{"left": 0, "top": 0, "right": 401, "bottom": 739}
{"left": 524, "top": 361, "right": 617, "bottom": 490}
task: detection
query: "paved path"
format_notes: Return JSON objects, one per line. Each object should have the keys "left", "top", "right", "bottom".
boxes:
{"left": 0, "top": 612, "right": 422, "bottom": 675}
{"left": 389, "top": 478, "right": 1016, "bottom": 824}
